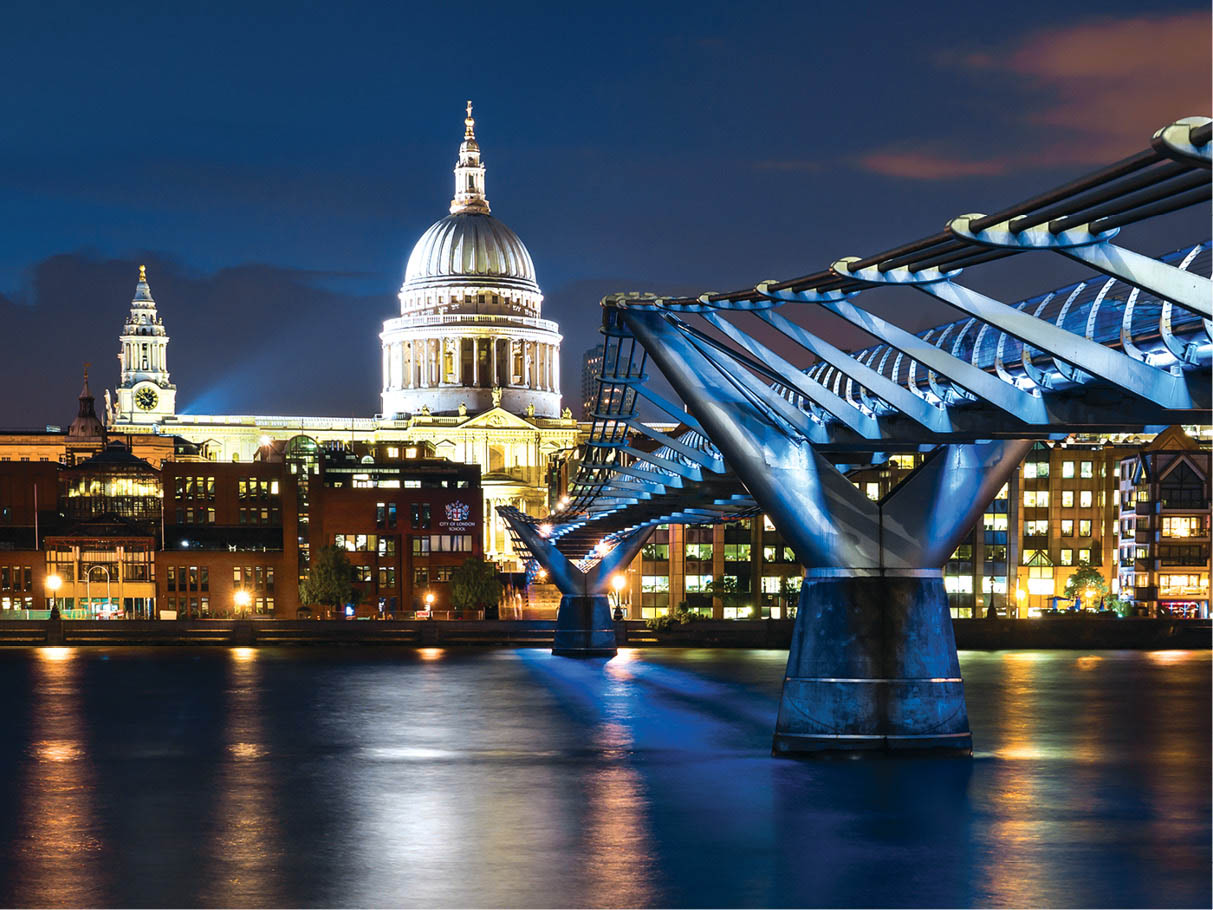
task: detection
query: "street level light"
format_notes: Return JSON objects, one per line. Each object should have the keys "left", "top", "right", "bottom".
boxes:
{"left": 46, "top": 574, "right": 62, "bottom": 618}
{"left": 234, "top": 589, "right": 252, "bottom": 617}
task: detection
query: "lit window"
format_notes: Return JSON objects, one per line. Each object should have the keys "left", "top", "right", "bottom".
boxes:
{"left": 1062, "top": 461, "right": 1075, "bottom": 478}
{"left": 1061, "top": 491, "right": 1074, "bottom": 507}
{"left": 1079, "top": 490, "right": 1093, "bottom": 508}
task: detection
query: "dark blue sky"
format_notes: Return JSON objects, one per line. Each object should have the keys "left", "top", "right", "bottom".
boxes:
{"left": 1, "top": 0, "right": 1208, "bottom": 423}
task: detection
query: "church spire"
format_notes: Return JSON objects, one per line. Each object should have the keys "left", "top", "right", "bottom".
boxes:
{"left": 68, "top": 364, "right": 105, "bottom": 439}
{"left": 450, "top": 100, "right": 490, "bottom": 215}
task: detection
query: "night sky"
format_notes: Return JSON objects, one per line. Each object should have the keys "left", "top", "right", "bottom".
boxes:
{"left": 1, "top": 0, "right": 1208, "bottom": 425}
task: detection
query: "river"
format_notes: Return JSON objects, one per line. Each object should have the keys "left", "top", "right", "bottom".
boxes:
{"left": 0, "top": 647, "right": 1206, "bottom": 908}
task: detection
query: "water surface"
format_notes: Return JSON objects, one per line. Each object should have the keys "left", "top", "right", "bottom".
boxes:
{"left": 0, "top": 646, "right": 1206, "bottom": 908}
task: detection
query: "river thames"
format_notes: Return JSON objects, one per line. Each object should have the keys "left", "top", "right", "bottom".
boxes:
{"left": 0, "top": 646, "right": 1206, "bottom": 908}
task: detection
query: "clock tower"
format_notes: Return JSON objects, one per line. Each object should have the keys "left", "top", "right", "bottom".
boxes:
{"left": 114, "top": 265, "right": 176, "bottom": 424}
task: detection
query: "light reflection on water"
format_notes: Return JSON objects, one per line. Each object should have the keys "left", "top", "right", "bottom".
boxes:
{"left": 0, "top": 646, "right": 1205, "bottom": 908}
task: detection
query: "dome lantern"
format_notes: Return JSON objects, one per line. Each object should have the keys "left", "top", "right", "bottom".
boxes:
{"left": 450, "top": 100, "right": 490, "bottom": 215}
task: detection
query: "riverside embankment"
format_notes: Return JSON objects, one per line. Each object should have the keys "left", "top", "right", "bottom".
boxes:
{"left": 0, "top": 617, "right": 1207, "bottom": 649}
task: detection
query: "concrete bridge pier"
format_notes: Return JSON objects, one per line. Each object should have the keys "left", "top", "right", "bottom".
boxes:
{"left": 774, "top": 570, "right": 968, "bottom": 755}
{"left": 499, "top": 510, "right": 651, "bottom": 658}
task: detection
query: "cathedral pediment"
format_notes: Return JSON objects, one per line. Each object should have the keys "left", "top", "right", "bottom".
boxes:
{"left": 459, "top": 407, "right": 535, "bottom": 430}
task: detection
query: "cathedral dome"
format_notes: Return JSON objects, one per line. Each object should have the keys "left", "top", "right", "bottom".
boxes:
{"left": 403, "top": 212, "right": 538, "bottom": 291}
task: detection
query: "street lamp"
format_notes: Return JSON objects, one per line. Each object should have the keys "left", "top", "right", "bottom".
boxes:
{"left": 234, "top": 589, "right": 252, "bottom": 618}
{"left": 611, "top": 573, "right": 627, "bottom": 621}
{"left": 1015, "top": 586, "right": 1028, "bottom": 619}
{"left": 45, "top": 574, "right": 62, "bottom": 618}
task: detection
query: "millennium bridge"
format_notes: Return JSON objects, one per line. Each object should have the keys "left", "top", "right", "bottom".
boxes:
{"left": 502, "top": 116, "right": 1212, "bottom": 755}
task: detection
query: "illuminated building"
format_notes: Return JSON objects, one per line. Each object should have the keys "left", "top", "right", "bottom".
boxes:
{"left": 1117, "top": 426, "right": 1211, "bottom": 618}
{"left": 98, "top": 104, "right": 579, "bottom": 569}
{"left": 380, "top": 102, "right": 562, "bottom": 420}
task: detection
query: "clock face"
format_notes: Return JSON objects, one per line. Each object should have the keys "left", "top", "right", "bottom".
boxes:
{"left": 135, "top": 387, "right": 159, "bottom": 411}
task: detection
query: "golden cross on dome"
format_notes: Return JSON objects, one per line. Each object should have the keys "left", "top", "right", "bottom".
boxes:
{"left": 139, "top": 264, "right": 147, "bottom": 282}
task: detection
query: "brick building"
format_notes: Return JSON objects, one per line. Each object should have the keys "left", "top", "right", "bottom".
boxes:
{"left": 1117, "top": 427, "right": 1211, "bottom": 618}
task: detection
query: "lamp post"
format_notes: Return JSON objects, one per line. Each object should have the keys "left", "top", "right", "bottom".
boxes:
{"left": 45, "top": 573, "right": 62, "bottom": 619}
{"left": 234, "top": 589, "right": 251, "bottom": 619}
{"left": 425, "top": 591, "right": 435, "bottom": 619}
{"left": 611, "top": 573, "right": 626, "bottom": 621}
{"left": 1015, "top": 585, "right": 1028, "bottom": 619}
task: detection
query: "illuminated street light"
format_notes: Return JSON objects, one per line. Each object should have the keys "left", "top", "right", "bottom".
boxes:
{"left": 611, "top": 574, "right": 626, "bottom": 593}
{"left": 539, "top": 523, "right": 553, "bottom": 538}
{"left": 234, "top": 589, "right": 252, "bottom": 617}
{"left": 46, "top": 574, "right": 62, "bottom": 616}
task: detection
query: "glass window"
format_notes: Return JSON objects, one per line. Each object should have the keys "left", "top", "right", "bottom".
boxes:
{"left": 1079, "top": 490, "right": 1093, "bottom": 508}
{"left": 1079, "top": 519, "right": 1092, "bottom": 537}
{"left": 1078, "top": 548, "right": 1091, "bottom": 564}
{"left": 1061, "top": 491, "right": 1074, "bottom": 507}
{"left": 1062, "top": 461, "right": 1075, "bottom": 478}
{"left": 1059, "top": 549, "right": 1073, "bottom": 566}
{"left": 641, "top": 575, "right": 669, "bottom": 593}
{"left": 1061, "top": 520, "right": 1074, "bottom": 536}
{"left": 1080, "top": 461, "right": 1093, "bottom": 478}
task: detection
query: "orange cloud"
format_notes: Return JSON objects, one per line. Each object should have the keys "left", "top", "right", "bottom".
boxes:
{"left": 858, "top": 10, "right": 1211, "bottom": 179}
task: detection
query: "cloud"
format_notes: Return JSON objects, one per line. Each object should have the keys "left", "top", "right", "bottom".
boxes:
{"left": 858, "top": 10, "right": 1211, "bottom": 179}
{"left": 855, "top": 152, "right": 1009, "bottom": 180}
{"left": 0, "top": 254, "right": 394, "bottom": 427}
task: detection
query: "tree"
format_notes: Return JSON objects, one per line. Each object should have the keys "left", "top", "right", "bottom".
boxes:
{"left": 707, "top": 576, "right": 751, "bottom": 615}
{"left": 299, "top": 545, "right": 360, "bottom": 616}
{"left": 450, "top": 556, "right": 503, "bottom": 613}
{"left": 1064, "top": 563, "right": 1108, "bottom": 603}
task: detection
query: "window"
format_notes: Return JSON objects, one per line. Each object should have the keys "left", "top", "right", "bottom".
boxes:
{"left": 387, "top": 503, "right": 397, "bottom": 529}
{"left": 684, "top": 574, "right": 713, "bottom": 593}
{"left": 1024, "top": 460, "right": 1049, "bottom": 479}
{"left": 411, "top": 537, "right": 430, "bottom": 556}
{"left": 1024, "top": 491, "right": 1049, "bottom": 508}
{"left": 723, "top": 543, "right": 751, "bottom": 561}
{"left": 411, "top": 504, "right": 431, "bottom": 528}
{"left": 1078, "top": 548, "right": 1091, "bottom": 564}
{"left": 1162, "top": 516, "right": 1205, "bottom": 538}
{"left": 1079, "top": 490, "right": 1093, "bottom": 508}
{"left": 1025, "top": 519, "right": 1049, "bottom": 537}
{"left": 1079, "top": 519, "right": 1092, "bottom": 537}
{"left": 377, "top": 537, "right": 397, "bottom": 557}
{"left": 891, "top": 454, "right": 916, "bottom": 470}
{"left": 865, "top": 482, "right": 880, "bottom": 501}
{"left": 1060, "top": 549, "right": 1073, "bottom": 566}
{"left": 413, "top": 568, "right": 428, "bottom": 586}
{"left": 428, "top": 535, "right": 472, "bottom": 552}
{"left": 1061, "top": 491, "right": 1074, "bottom": 507}
{"left": 944, "top": 574, "right": 973, "bottom": 594}
{"left": 1062, "top": 461, "right": 1075, "bottom": 478}
{"left": 1061, "top": 519, "right": 1074, "bottom": 536}
{"left": 641, "top": 543, "right": 669, "bottom": 560}
{"left": 641, "top": 575, "right": 669, "bottom": 592}
{"left": 983, "top": 513, "right": 1008, "bottom": 531}
{"left": 1080, "top": 461, "right": 1093, "bottom": 479}
{"left": 684, "top": 543, "right": 713, "bottom": 561}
